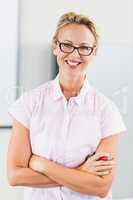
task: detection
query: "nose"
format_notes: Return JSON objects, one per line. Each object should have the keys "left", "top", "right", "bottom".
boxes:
{"left": 69, "top": 48, "right": 81, "bottom": 58}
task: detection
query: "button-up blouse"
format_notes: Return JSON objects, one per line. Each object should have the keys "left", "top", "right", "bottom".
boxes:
{"left": 8, "top": 74, "right": 126, "bottom": 200}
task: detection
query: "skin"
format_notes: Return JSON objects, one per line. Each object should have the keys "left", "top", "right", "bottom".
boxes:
{"left": 7, "top": 23, "right": 118, "bottom": 198}
{"left": 53, "top": 23, "right": 97, "bottom": 99}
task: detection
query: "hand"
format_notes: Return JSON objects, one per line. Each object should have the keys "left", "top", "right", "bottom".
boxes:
{"left": 77, "top": 152, "right": 115, "bottom": 176}
{"left": 29, "top": 154, "right": 47, "bottom": 174}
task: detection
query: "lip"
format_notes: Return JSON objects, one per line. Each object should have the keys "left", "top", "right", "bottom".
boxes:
{"left": 65, "top": 60, "right": 82, "bottom": 69}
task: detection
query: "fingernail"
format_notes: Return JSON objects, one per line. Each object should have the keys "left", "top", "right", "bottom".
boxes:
{"left": 98, "top": 156, "right": 109, "bottom": 161}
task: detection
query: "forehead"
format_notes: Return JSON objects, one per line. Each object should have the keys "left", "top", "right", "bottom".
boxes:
{"left": 58, "top": 23, "right": 95, "bottom": 45}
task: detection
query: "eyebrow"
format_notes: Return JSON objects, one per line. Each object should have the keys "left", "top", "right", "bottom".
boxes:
{"left": 63, "top": 40, "right": 90, "bottom": 46}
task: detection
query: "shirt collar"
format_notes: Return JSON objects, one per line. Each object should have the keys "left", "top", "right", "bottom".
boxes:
{"left": 52, "top": 73, "right": 91, "bottom": 105}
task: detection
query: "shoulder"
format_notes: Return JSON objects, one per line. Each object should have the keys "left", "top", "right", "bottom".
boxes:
{"left": 20, "top": 80, "right": 54, "bottom": 102}
{"left": 10, "top": 80, "right": 54, "bottom": 111}
{"left": 88, "top": 84, "right": 117, "bottom": 112}
{"left": 89, "top": 85, "right": 126, "bottom": 136}
{"left": 27, "top": 80, "right": 53, "bottom": 96}
{"left": 8, "top": 80, "right": 54, "bottom": 128}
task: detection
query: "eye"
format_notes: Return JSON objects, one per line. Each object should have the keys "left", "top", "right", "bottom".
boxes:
{"left": 79, "top": 46, "right": 91, "bottom": 51}
{"left": 79, "top": 46, "right": 93, "bottom": 54}
{"left": 62, "top": 43, "right": 73, "bottom": 49}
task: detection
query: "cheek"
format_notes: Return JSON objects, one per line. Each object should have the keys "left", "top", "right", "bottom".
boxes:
{"left": 84, "top": 56, "right": 93, "bottom": 65}
{"left": 57, "top": 53, "right": 66, "bottom": 65}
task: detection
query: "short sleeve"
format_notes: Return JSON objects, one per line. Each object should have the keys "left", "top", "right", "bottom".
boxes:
{"left": 100, "top": 99, "right": 127, "bottom": 138}
{"left": 8, "top": 91, "right": 34, "bottom": 129}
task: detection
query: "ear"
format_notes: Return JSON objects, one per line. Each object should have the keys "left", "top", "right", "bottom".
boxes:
{"left": 53, "top": 45, "right": 58, "bottom": 56}
{"left": 53, "top": 48, "right": 57, "bottom": 56}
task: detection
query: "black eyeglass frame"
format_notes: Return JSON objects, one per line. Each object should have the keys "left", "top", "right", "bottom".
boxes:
{"left": 57, "top": 40, "right": 96, "bottom": 56}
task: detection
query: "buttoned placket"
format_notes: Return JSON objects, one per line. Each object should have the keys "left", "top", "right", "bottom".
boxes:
{"left": 56, "top": 98, "right": 75, "bottom": 200}
{"left": 57, "top": 98, "right": 71, "bottom": 164}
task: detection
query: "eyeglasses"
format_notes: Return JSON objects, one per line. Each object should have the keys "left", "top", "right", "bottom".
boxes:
{"left": 57, "top": 40, "right": 96, "bottom": 56}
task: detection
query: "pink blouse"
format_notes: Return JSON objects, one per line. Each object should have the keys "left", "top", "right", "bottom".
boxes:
{"left": 8, "top": 74, "right": 126, "bottom": 200}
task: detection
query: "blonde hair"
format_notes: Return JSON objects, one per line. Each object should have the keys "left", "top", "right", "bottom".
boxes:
{"left": 52, "top": 12, "right": 99, "bottom": 49}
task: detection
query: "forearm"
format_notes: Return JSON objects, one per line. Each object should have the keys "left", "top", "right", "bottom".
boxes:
{"left": 8, "top": 166, "right": 61, "bottom": 188}
{"left": 40, "top": 159, "right": 105, "bottom": 197}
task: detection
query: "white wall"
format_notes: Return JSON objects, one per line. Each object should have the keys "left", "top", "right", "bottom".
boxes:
{"left": 1, "top": 0, "right": 132, "bottom": 199}
{"left": 0, "top": 0, "right": 18, "bottom": 127}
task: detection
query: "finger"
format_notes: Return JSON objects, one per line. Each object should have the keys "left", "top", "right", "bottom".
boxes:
{"left": 96, "top": 153, "right": 113, "bottom": 161}
{"left": 90, "top": 152, "right": 113, "bottom": 161}
{"left": 95, "top": 165, "right": 113, "bottom": 172}
{"left": 96, "top": 171, "right": 110, "bottom": 176}
{"left": 94, "top": 160, "right": 115, "bottom": 166}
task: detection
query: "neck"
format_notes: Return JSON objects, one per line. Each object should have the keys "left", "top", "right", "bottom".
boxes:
{"left": 59, "top": 73, "right": 86, "bottom": 97}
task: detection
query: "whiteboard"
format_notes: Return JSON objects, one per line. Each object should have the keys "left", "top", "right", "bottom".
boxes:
{"left": 0, "top": 0, "right": 18, "bottom": 128}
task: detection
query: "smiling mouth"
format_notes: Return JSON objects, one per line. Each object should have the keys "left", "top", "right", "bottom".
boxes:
{"left": 65, "top": 60, "right": 81, "bottom": 68}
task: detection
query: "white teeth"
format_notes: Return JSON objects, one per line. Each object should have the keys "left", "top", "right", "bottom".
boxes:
{"left": 66, "top": 60, "right": 80, "bottom": 66}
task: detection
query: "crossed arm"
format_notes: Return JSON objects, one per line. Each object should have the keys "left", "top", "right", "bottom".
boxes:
{"left": 7, "top": 120, "right": 118, "bottom": 198}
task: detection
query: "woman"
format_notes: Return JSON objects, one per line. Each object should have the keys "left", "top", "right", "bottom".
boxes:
{"left": 7, "top": 12, "right": 126, "bottom": 200}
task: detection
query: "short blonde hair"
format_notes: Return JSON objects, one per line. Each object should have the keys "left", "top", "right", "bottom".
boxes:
{"left": 52, "top": 12, "right": 99, "bottom": 49}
